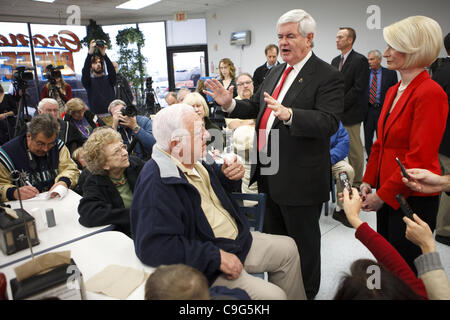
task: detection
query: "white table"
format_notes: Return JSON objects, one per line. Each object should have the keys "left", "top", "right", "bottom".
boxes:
{"left": 0, "top": 189, "right": 112, "bottom": 268}
{"left": 1, "top": 231, "right": 154, "bottom": 300}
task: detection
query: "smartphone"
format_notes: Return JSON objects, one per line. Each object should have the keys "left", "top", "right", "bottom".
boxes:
{"left": 395, "top": 194, "right": 414, "bottom": 219}
{"left": 395, "top": 157, "right": 411, "bottom": 180}
{"left": 339, "top": 171, "right": 353, "bottom": 196}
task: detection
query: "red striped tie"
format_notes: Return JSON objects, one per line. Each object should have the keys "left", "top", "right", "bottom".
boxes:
{"left": 369, "top": 71, "right": 377, "bottom": 105}
{"left": 258, "top": 66, "right": 294, "bottom": 151}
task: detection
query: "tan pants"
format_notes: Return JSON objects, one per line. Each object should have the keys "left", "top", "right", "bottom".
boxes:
{"left": 344, "top": 123, "right": 364, "bottom": 188}
{"left": 436, "top": 154, "right": 450, "bottom": 237}
{"left": 332, "top": 160, "right": 355, "bottom": 208}
{"left": 212, "top": 231, "right": 306, "bottom": 300}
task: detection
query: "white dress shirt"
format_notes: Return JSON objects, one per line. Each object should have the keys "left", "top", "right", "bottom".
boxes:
{"left": 225, "top": 51, "right": 313, "bottom": 144}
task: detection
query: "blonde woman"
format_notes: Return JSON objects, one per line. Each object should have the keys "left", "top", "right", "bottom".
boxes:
{"left": 64, "top": 98, "right": 105, "bottom": 141}
{"left": 361, "top": 16, "right": 448, "bottom": 271}
{"left": 183, "top": 92, "right": 223, "bottom": 149}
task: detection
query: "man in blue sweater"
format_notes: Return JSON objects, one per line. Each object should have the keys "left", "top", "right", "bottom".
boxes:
{"left": 109, "top": 99, "right": 156, "bottom": 160}
{"left": 81, "top": 40, "right": 116, "bottom": 117}
{"left": 131, "top": 104, "right": 306, "bottom": 300}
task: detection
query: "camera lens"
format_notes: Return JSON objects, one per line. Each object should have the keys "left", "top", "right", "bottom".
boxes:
{"left": 96, "top": 40, "right": 105, "bottom": 48}
{"left": 121, "top": 105, "right": 137, "bottom": 117}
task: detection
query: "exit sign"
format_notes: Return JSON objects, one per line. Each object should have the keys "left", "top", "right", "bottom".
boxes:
{"left": 175, "top": 12, "right": 187, "bottom": 21}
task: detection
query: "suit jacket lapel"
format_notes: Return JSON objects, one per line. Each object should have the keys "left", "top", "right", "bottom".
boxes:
{"left": 382, "top": 70, "right": 429, "bottom": 141}
{"left": 255, "top": 64, "right": 285, "bottom": 125}
{"left": 341, "top": 50, "right": 354, "bottom": 72}
{"left": 271, "top": 54, "right": 316, "bottom": 129}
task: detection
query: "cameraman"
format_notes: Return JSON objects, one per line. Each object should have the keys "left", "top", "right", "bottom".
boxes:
{"left": 81, "top": 39, "right": 116, "bottom": 122}
{"left": 41, "top": 65, "right": 72, "bottom": 115}
{"left": 109, "top": 99, "right": 155, "bottom": 160}
{"left": 112, "top": 62, "right": 134, "bottom": 107}
{"left": 0, "top": 84, "right": 17, "bottom": 145}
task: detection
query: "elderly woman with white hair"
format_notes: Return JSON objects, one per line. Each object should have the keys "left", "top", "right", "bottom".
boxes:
{"left": 360, "top": 16, "right": 448, "bottom": 271}
{"left": 183, "top": 92, "right": 224, "bottom": 150}
{"left": 78, "top": 127, "right": 144, "bottom": 236}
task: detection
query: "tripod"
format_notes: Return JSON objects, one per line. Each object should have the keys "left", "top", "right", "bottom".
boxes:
{"left": 13, "top": 86, "right": 32, "bottom": 138}
{"left": 47, "top": 82, "right": 67, "bottom": 113}
{"left": 145, "top": 88, "right": 161, "bottom": 115}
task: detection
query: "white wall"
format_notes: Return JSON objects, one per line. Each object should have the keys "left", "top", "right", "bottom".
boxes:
{"left": 205, "top": 0, "right": 450, "bottom": 77}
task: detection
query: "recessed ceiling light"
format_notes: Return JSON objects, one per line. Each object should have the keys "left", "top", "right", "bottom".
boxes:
{"left": 116, "top": 0, "right": 161, "bottom": 10}
{"left": 32, "top": 0, "right": 56, "bottom": 3}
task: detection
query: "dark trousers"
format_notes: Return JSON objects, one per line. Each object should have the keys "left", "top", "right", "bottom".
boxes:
{"left": 377, "top": 195, "right": 439, "bottom": 273}
{"left": 364, "top": 104, "right": 382, "bottom": 157}
{"left": 260, "top": 177, "right": 322, "bottom": 299}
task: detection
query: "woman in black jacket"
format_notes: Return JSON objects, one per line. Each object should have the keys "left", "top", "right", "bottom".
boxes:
{"left": 78, "top": 127, "right": 144, "bottom": 237}
{"left": 63, "top": 98, "right": 105, "bottom": 142}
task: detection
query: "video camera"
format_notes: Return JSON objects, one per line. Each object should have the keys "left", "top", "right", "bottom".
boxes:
{"left": 13, "top": 66, "right": 34, "bottom": 90}
{"left": 145, "top": 76, "right": 153, "bottom": 91}
{"left": 44, "top": 64, "right": 64, "bottom": 86}
{"left": 121, "top": 104, "right": 138, "bottom": 117}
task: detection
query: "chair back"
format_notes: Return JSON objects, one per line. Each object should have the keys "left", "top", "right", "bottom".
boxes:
{"left": 230, "top": 193, "right": 266, "bottom": 232}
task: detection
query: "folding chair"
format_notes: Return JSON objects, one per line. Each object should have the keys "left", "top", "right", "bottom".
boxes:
{"left": 230, "top": 192, "right": 266, "bottom": 232}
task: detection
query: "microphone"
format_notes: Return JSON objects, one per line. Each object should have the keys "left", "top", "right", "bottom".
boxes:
{"left": 10, "top": 170, "right": 35, "bottom": 259}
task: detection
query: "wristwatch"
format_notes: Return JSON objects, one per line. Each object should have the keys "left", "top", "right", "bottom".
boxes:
{"left": 133, "top": 125, "right": 140, "bottom": 134}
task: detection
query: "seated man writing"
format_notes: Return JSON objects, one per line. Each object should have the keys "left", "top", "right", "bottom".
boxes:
{"left": 0, "top": 113, "right": 79, "bottom": 201}
{"left": 131, "top": 104, "right": 306, "bottom": 300}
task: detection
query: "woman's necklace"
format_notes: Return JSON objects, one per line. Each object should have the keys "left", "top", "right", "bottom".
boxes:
{"left": 398, "top": 82, "right": 409, "bottom": 92}
{"left": 398, "top": 78, "right": 411, "bottom": 92}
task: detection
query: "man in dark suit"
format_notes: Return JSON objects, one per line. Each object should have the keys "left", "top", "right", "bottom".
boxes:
{"left": 252, "top": 44, "right": 280, "bottom": 92}
{"left": 430, "top": 32, "right": 450, "bottom": 246}
{"left": 205, "top": 9, "right": 344, "bottom": 299}
{"left": 331, "top": 27, "right": 369, "bottom": 190}
{"left": 364, "top": 50, "right": 398, "bottom": 157}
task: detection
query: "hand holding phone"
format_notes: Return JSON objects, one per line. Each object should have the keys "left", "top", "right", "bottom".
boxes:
{"left": 339, "top": 171, "right": 353, "bottom": 197}
{"left": 395, "top": 157, "right": 411, "bottom": 180}
{"left": 395, "top": 194, "right": 414, "bottom": 219}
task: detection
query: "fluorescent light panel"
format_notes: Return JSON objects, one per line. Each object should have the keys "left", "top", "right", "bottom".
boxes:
{"left": 116, "top": 0, "right": 161, "bottom": 10}
{"left": 32, "top": 0, "right": 56, "bottom": 3}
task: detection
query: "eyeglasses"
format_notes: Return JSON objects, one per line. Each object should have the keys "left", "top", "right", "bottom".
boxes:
{"left": 110, "top": 144, "right": 128, "bottom": 157}
{"left": 237, "top": 81, "right": 253, "bottom": 87}
{"left": 34, "top": 140, "right": 56, "bottom": 149}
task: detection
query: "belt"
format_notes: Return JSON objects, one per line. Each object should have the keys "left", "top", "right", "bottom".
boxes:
{"left": 369, "top": 103, "right": 381, "bottom": 108}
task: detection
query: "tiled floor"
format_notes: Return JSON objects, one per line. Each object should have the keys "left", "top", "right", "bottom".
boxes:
{"left": 316, "top": 203, "right": 450, "bottom": 300}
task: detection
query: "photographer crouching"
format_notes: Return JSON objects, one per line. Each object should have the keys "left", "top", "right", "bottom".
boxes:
{"left": 109, "top": 99, "right": 155, "bottom": 160}
{"left": 41, "top": 65, "right": 72, "bottom": 115}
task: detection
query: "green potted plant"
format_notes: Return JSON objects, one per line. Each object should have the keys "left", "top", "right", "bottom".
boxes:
{"left": 116, "top": 27, "right": 147, "bottom": 105}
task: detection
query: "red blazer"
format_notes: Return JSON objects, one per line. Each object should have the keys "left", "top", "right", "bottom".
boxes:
{"left": 363, "top": 70, "right": 448, "bottom": 209}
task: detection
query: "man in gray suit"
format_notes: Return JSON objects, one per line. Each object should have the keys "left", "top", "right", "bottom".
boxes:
{"left": 364, "top": 50, "right": 398, "bottom": 158}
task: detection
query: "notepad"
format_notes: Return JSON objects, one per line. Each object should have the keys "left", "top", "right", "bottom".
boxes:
{"left": 24, "top": 185, "right": 68, "bottom": 201}
{"left": 85, "top": 265, "right": 149, "bottom": 300}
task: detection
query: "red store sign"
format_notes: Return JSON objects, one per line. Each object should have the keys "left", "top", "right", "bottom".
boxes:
{"left": 0, "top": 30, "right": 81, "bottom": 78}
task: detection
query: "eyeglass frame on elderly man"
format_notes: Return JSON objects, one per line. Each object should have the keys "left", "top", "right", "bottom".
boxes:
{"left": 236, "top": 80, "right": 253, "bottom": 87}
